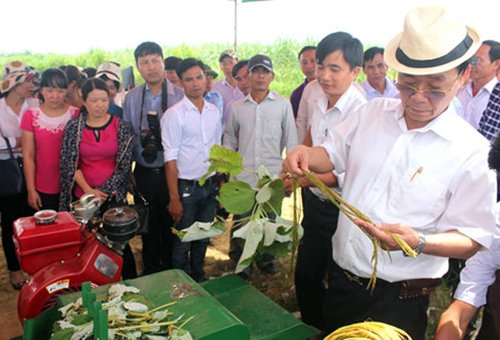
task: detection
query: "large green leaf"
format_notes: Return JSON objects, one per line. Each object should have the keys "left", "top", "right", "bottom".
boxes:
{"left": 172, "top": 219, "right": 226, "bottom": 242}
{"left": 217, "top": 181, "right": 256, "bottom": 215}
{"left": 235, "top": 220, "right": 264, "bottom": 273}
{"left": 199, "top": 145, "right": 243, "bottom": 185}
{"left": 263, "top": 179, "right": 285, "bottom": 215}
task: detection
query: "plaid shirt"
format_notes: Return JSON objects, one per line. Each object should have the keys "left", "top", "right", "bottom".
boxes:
{"left": 478, "top": 82, "right": 500, "bottom": 141}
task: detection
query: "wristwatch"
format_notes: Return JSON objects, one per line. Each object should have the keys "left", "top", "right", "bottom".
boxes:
{"left": 403, "top": 232, "right": 426, "bottom": 257}
{"left": 414, "top": 233, "right": 426, "bottom": 255}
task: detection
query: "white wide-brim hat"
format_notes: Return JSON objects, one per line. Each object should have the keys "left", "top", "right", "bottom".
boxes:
{"left": 385, "top": 6, "right": 482, "bottom": 75}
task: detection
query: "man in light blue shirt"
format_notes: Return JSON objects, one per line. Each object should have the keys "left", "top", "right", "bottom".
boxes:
{"left": 123, "top": 41, "right": 184, "bottom": 275}
{"left": 360, "top": 47, "right": 400, "bottom": 100}
{"left": 203, "top": 64, "right": 224, "bottom": 123}
{"left": 213, "top": 50, "right": 243, "bottom": 124}
{"left": 162, "top": 58, "right": 222, "bottom": 282}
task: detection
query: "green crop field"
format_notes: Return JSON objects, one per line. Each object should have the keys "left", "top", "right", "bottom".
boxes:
{"left": 0, "top": 39, "right": 397, "bottom": 99}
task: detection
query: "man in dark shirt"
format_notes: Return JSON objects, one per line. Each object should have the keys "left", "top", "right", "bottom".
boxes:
{"left": 290, "top": 46, "right": 316, "bottom": 118}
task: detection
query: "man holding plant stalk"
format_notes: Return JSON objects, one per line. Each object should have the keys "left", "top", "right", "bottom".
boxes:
{"left": 283, "top": 6, "right": 497, "bottom": 339}
{"left": 294, "top": 31, "right": 366, "bottom": 331}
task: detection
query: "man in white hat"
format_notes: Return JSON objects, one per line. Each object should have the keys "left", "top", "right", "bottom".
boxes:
{"left": 283, "top": 6, "right": 496, "bottom": 338}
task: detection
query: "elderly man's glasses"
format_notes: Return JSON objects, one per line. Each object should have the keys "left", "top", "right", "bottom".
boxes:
{"left": 395, "top": 76, "right": 460, "bottom": 100}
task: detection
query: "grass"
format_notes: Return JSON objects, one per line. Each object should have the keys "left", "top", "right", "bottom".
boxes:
{"left": 0, "top": 39, "right": 385, "bottom": 99}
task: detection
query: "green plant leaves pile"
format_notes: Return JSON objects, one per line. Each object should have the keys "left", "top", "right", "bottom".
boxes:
{"left": 186, "top": 146, "right": 303, "bottom": 272}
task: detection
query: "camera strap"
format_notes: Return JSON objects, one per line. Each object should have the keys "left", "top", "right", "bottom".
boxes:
{"left": 139, "top": 80, "right": 169, "bottom": 130}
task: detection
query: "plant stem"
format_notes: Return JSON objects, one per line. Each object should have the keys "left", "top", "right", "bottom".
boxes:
{"left": 111, "top": 320, "right": 178, "bottom": 331}
{"left": 302, "top": 171, "right": 416, "bottom": 291}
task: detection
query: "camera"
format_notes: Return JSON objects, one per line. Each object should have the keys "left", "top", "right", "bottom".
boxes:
{"left": 141, "top": 111, "right": 163, "bottom": 163}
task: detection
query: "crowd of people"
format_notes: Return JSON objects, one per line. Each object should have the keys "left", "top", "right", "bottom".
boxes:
{"left": 0, "top": 4, "right": 500, "bottom": 338}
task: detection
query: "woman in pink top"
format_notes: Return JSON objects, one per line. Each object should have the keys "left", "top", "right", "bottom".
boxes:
{"left": 59, "top": 77, "right": 136, "bottom": 279}
{"left": 21, "top": 68, "right": 79, "bottom": 212}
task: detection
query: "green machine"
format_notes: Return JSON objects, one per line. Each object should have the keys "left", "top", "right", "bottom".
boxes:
{"left": 23, "top": 269, "right": 318, "bottom": 339}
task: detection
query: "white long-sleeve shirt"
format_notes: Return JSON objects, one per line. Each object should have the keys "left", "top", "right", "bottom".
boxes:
{"left": 161, "top": 96, "right": 222, "bottom": 180}
{"left": 321, "top": 98, "right": 496, "bottom": 282}
{"left": 454, "top": 202, "right": 500, "bottom": 307}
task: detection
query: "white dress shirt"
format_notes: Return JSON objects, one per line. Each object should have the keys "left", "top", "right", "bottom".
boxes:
{"left": 454, "top": 202, "right": 500, "bottom": 307}
{"left": 0, "top": 97, "right": 39, "bottom": 158}
{"left": 295, "top": 80, "right": 323, "bottom": 144}
{"left": 456, "top": 78, "right": 498, "bottom": 129}
{"left": 223, "top": 91, "right": 298, "bottom": 188}
{"left": 309, "top": 84, "right": 366, "bottom": 198}
{"left": 161, "top": 96, "right": 222, "bottom": 180}
{"left": 360, "top": 78, "right": 400, "bottom": 101}
{"left": 321, "top": 98, "right": 497, "bottom": 282}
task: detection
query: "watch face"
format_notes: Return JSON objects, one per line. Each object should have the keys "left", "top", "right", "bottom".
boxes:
{"left": 415, "top": 233, "right": 426, "bottom": 255}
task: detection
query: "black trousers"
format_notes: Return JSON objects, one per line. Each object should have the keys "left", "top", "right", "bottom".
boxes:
{"left": 26, "top": 191, "right": 60, "bottom": 216}
{"left": 295, "top": 187, "right": 339, "bottom": 330}
{"left": 325, "top": 264, "right": 429, "bottom": 340}
{"left": 0, "top": 192, "right": 28, "bottom": 271}
{"left": 134, "top": 164, "right": 173, "bottom": 275}
{"left": 121, "top": 244, "right": 138, "bottom": 279}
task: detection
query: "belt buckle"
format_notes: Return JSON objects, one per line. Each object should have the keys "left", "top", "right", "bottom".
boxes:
{"left": 344, "top": 271, "right": 365, "bottom": 286}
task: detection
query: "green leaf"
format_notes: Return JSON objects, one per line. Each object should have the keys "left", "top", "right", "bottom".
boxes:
{"left": 256, "top": 165, "right": 274, "bottom": 188}
{"left": 199, "top": 145, "right": 243, "bottom": 185}
{"left": 236, "top": 220, "right": 264, "bottom": 272}
{"left": 257, "top": 165, "right": 273, "bottom": 181}
{"left": 70, "top": 313, "right": 93, "bottom": 326}
{"left": 263, "top": 240, "right": 291, "bottom": 259}
{"left": 173, "top": 220, "right": 226, "bottom": 242}
{"left": 51, "top": 327, "right": 75, "bottom": 340}
{"left": 255, "top": 185, "right": 272, "bottom": 204}
{"left": 218, "top": 181, "right": 256, "bottom": 215}
{"left": 262, "top": 220, "right": 280, "bottom": 246}
{"left": 263, "top": 179, "right": 285, "bottom": 215}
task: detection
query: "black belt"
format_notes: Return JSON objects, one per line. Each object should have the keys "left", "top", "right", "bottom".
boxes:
{"left": 135, "top": 164, "right": 164, "bottom": 175}
{"left": 341, "top": 268, "right": 440, "bottom": 299}
{"left": 303, "top": 187, "right": 337, "bottom": 208}
{"left": 178, "top": 175, "right": 219, "bottom": 187}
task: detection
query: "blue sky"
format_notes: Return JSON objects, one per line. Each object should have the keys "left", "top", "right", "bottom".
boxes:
{"left": 2, "top": 0, "right": 498, "bottom": 54}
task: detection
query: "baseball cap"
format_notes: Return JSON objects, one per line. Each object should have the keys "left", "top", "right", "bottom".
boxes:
{"left": 248, "top": 54, "right": 274, "bottom": 73}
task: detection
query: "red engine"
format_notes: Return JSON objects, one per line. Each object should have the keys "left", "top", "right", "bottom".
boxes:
{"left": 13, "top": 204, "right": 138, "bottom": 323}
{"left": 13, "top": 212, "right": 84, "bottom": 275}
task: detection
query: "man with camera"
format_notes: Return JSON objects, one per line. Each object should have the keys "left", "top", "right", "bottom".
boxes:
{"left": 123, "top": 41, "right": 184, "bottom": 275}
